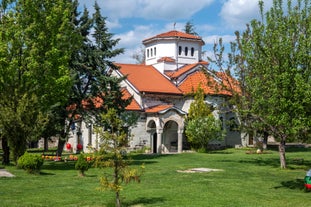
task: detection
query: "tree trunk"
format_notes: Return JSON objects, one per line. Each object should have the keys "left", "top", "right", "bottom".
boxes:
{"left": 262, "top": 131, "right": 268, "bottom": 150}
{"left": 57, "top": 138, "right": 66, "bottom": 157}
{"left": 2, "top": 137, "right": 10, "bottom": 165}
{"left": 279, "top": 139, "right": 286, "bottom": 169}
{"left": 116, "top": 191, "right": 121, "bottom": 207}
{"left": 44, "top": 137, "right": 48, "bottom": 152}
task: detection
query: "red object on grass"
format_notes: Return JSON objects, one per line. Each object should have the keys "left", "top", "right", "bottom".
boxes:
{"left": 66, "top": 143, "right": 71, "bottom": 150}
{"left": 305, "top": 184, "right": 311, "bottom": 189}
{"left": 77, "top": 143, "right": 83, "bottom": 150}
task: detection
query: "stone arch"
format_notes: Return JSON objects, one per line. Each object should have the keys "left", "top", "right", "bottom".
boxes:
{"left": 163, "top": 120, "right": 179, "bottom": 152}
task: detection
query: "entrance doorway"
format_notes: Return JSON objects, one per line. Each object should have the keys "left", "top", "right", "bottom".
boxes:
{"left": 153, "top": 133, "right": 157, "bottom": 153}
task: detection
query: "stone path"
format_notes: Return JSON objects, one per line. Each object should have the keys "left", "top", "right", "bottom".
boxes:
{"left": 177, "top": 168, "right": 223, "bottom": 173}
{"left": 0, "top": 168, "right": 15, "bottom": 177}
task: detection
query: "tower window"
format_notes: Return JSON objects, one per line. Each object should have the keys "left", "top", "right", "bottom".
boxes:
{"left": 179, "top": 46, "right": 182, "bottom": 55}
{"left": 191, "top": 47, "right": 194, "bottom": 56}
{"left": 185, "top": 47, "right": 188, "bottom": 56}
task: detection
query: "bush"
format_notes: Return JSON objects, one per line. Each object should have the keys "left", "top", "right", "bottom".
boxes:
{"left": 17, "top": 152, "right": 44, "bottom": 174}
{"left": 75, "top": 153, "right": 91, "bottom": 176}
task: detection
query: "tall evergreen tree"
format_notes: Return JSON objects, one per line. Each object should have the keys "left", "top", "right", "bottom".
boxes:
{"left": 56, "top": 2, "right": 130, "bottom": 155}
{"left": 183, "top": 21, "right": 198, "bottom": 35}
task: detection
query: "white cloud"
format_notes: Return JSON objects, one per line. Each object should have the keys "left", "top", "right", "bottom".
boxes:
{"left": 219, "top": 0, "right": 273, "bottom": 29}
{"left": 79, "top": 0, "right": 214, "bottom": 20}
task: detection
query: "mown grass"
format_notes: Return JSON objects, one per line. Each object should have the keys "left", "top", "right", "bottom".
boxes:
{"left": 1, "top": 147, "right": 311, "bottom": 207}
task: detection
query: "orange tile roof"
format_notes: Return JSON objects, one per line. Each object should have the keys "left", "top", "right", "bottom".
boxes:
{"left": 121, "top": 88, "right": 142, "bottom": 111}
{"left": 165, "top": 61, "right": 208, "bottom": 78}
{"left": 145, "top": 104, "right": 174, "bottom": 113}
{"left": 157, "top": 56, "right": 175, "bottom": 63}
{"left": 178, "top": 70, "right": 232, "bottom": 96}
{"left": 216, "top": 72, "right": 241, "bottom": 95}
{"left": 116, "top": 63, "right": 182, "bottom": 95}
{"left": 143, "top": 30, "right": 205, "bottom": 45}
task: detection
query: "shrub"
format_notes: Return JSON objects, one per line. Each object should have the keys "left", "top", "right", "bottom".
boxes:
{"left": 17, "top": 152, "right": 44, "bottom": 174}
{"left": 75, "top": 153, "right": 91, "bottom": 176}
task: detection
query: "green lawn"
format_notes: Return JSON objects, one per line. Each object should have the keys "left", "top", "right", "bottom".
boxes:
{"left": 1, "top": 147, "right": 311, "bottom": 207}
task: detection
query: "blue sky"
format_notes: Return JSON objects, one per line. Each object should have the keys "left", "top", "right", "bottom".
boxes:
{"left": 78, "top": 0, "right": 275, "bottom": 64}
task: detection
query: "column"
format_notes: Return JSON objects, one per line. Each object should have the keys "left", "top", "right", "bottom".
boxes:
{"left": 177, "top": 129, "right": 183, "bottom": 153}
{"left": 156, "top": 129, "right": 163, "bottom": 154}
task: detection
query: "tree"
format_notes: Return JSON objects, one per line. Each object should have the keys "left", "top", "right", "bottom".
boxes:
{"left": 183, "top": 21, "right": 198, "bottom": 35}
{"left": 185, "top": 86, "right": 224, "bottom": 151}
{"left": 131, "top": 46, "right": 145, "bottom": 64}
{"left": 0, "top": 0, "right": 77, "bottom": 163}
{"left": 187, "top": 86, "right": 212, "bottom": 121}
{"left": 56, "top": 2, "right": 130, "bottom": 155}
{"left": 95, "top": 109, "right": 143, "bottom": 207}
{"left": 210, "top": 0, "right": 311, "bottom": 168}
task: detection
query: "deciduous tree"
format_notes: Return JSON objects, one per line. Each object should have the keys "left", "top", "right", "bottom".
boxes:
{"left": 210, "top": 0, "right": 311, "bottom": 168}
{"left": 185, "top": 86, "right": 224, "bottom": 151}
{"left": 0, "top": 0, "right": 77, "bottom": 163}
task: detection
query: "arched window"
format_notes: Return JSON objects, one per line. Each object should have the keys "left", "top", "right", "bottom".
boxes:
{"left": 154, "top": 47, "right": 156, "bottom": 56}
{"left": 147, "top": 49, "right": 149, "bottom": 58}
{"left": 191, "top": 47, "right": 194, "bottom": 56}
{"left": 185, "top": 47, "right": 188, "bottom": 56}
{"left": 179, "top": 46, "right": 182, "bottom": 55}
{"left": 151, "top": 48, "right": 153, "bottom": 56}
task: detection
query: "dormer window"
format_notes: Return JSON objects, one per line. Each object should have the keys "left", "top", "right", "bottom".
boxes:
{"left": 191, "top": 47, "right": 194, "bottom": 56}
{"left": 185, "top": 47, "right": 188, "bottom": 56}
{"left": 179, "top": 46, "right": 182, "bottom": 55}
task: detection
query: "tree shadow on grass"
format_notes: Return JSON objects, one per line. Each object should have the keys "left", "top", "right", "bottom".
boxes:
{"left": 41, "top": 161, "right": 75, "bottom": 171}
{"left": 238, "top": 157, "right": 281, "bottom": 168}
{"left": 123, "top": 196, "right": 166, "bottom": 207}
{"left": 129, "top": 154, "right": 174, "bottom": 166}
{"left": 274, "top": 179, "right": 305, "bottom": 191}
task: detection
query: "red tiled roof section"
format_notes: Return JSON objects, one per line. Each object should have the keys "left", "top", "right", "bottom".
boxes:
{"left": 157, "top": 56, "right": 175, "bottom": 63}
{"left": 143, "top": 30, "right": 204, "bottom": 44}
{"left": 216, "top": 72, "right": 241, "bottom": 95}
{"left": 178, "top": 71, "right": 232, "bottom": 96}
{"left": 165, "top": 61, "right": 208, "bottom": 78}
{"left": 121, "top": 88, "right": 142, "bottom": 111}
{"left": 116, "top": 63, "right": 182, "bottom": 95}
{"left": 145, "top": 104, "right": 173, "bottom": 113}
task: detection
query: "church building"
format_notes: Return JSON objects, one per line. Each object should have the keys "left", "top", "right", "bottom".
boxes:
{"left": 66, "top": 30, "right": 247, "bottom": 153}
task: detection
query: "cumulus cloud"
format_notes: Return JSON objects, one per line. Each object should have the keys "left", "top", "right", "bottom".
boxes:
{"left": 219, "top": 0, "right": 274, "bottom": 29}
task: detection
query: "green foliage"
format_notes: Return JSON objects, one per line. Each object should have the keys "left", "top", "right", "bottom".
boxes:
{"left": 210, "top": 0, "right": 311, "bottom": 168}
{"left": 183, "top": 21, "right": 198, "bottom": 36}
{"left": 95, "top": 108, "right": 142, "bottom": 207}
{"left": 187, "top": 86, "right": 212, "bottom": 122}
{"left": 17, "top": 152, "right": 44, "bottom": 174}
{"left": 185, "top": 86, "right": 224, "bottom": 151}
{"left": 186, "top": 116, "right": 224, "bottom": 151}
{"left": 0, "top": 0, "right": 78, "bottom": 162}
{"left": 75, "top": 153, "right": 91, "bottom": 176}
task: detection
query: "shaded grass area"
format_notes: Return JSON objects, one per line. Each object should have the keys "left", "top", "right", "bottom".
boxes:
{"left": 1, "top": 148, "right": 311, "bottom": 206}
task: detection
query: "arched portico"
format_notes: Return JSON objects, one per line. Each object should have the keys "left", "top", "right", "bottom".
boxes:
{"left": 146, "top": 107, "right": 185, "bottom": 154}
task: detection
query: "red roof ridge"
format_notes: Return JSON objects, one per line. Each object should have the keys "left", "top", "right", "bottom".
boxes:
{"left": 165, "top": 61, "right": 209, "bottom": 78}
{"left": 143, "top": 30, "right": 205, "bottom": 45}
